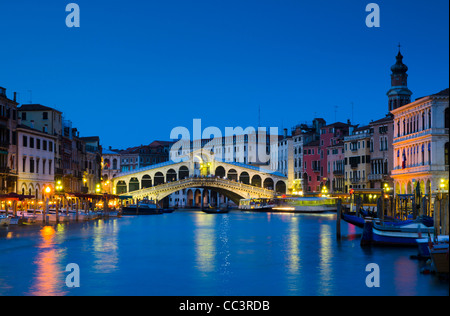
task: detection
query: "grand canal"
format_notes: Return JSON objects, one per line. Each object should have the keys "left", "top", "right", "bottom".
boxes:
{"left": 0, "top": 210, "right": 448, "bottom": 296}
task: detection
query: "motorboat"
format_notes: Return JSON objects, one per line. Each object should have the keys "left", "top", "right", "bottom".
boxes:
{"left": 122, "top": 200, "right": 163, "bottom": 215}
{"left": 0, "top": 215, "right": 10, "bottom": 227}
{"left": 239, "top": 198, "right": 275, "bottom": 212}
{"left": 272, "top": 196, "right": 338, "bottom": 213}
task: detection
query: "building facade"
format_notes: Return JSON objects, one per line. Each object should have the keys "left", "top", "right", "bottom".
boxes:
{"left": 344, "top": 125, "right": 372, "bottom": 192}
{"left": 0, "top": 86, "right": 19, "bottom": 193}
{"left": 391, "top": 88, "right": 449, "bottom": 195}
{"left": 368, "top": 115, "right": 394, "bottom": 189}
{"left": 16, "top": 125, "right": 56, "bottom": 198}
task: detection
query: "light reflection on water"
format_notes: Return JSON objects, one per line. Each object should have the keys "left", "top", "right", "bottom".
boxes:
{"left": 0, "top": 211, "right": 448, "bottom": 296}
{"left": 28, "top": 226, "right": 67, "bottom": 296}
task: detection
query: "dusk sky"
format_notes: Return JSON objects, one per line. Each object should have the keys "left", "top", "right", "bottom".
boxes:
{"left": 1, "top": 0, "right": 448, "bottom": 149}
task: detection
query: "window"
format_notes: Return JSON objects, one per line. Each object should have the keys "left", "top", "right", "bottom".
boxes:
{"left": 49, "top": 141, "right": 53, "bottom": 152}
{"left": 22, "top": 112, "right": 27, "bottom": 120}
{"left": 43, "top": 112, "right": 48, "bottom": 120}
{"left": 30, "top": 158, "right": 35, "bottom": 173}
{"left": 23, "top": 157, "right": 27, "bottom": 172}
{"left": 22, "top": 136, "right": 28, "bottom": 147}
{"left": 30, "top": 137, "right": 34, "bottom": 149}
{"left": 43, "top": 140, "right": 47, "bottom": 151}
{"left": 36, "top": 139, "right": 41, "bottom": 149}
{"left": 428, "top": 110, "right": 432, "bottom": 129}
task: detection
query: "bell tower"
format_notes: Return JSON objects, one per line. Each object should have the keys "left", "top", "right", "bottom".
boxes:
{"left": 387, "top": 45, "right": 412, "bottom": 112}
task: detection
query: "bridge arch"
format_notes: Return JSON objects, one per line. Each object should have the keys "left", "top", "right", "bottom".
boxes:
{"left": 178, "top": 166, "right": 189, "bottom": 180}
{"left": 263, "top": 178, "right": 274, "bottom": 190}
{"left": 116, "top": 180, "right": 127, "bottom": 194}
{"left": 276, "top": 180, "right": 287, "bottom": 194}
{"left": 141, "top": 175, "right": 152, "bottom": 189}
{"left": 227, "top": 169, "right": 238, "bottom": 181}
{"left": 129, "top": 177, "right": 140, "bottom": 192}
{"left": 215, "top": 166, "right": 226, "bottom": 178}
{"left": 251, "top": 175, "right": 262, "bottom": 187}
{"left": 154, "top": 172, "right": 165, "bottom": 186}
{"left": 166, "top": 169, "right": 177, "bottom": 182}
{"left": 239, "top": 171, "right": 250, "bottom": 185}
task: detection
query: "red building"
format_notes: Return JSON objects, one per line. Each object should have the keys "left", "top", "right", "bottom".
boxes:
{"left": 302, "top": 140, "right": 321, "bottom": 193}
{"left": 319, "top": 122, "right": 351, "bottom": 192}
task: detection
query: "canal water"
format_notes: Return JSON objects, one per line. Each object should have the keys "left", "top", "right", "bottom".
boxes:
{"left": 0, "top": 210, "right": 448, "bottom": 296}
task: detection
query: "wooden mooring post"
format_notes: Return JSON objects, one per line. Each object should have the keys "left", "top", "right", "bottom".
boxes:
{"left": 336, "top": 199, "right": 342, "bottom": 240}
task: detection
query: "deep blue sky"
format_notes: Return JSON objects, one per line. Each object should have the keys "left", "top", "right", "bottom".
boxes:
{"left": 1, "top": 0, "right": 448, "bottom": 149}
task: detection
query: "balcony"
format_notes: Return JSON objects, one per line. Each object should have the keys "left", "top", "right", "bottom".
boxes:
{"left": 368, "top": 173, "right": 387, "bottom": 181}
{"left": 333, "top": 170, "right": 344, "bottom": 176}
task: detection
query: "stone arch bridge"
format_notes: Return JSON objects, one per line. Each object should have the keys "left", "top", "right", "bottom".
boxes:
{"left": 112, "top": 151, "right": 287, "bottom": 204}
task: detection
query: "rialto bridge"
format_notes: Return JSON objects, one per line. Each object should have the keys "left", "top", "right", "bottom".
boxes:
{"left": 112, "top": 151, "right": 287, "bottom": 204}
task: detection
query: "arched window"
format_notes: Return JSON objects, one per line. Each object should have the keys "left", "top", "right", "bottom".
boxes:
{"left": 445, "top": 108, "right": 449, "bottom": 129}
{"left": 428, "top": 110, "right": 432, "bottom": 129}
{"left": 422, "top": 112, "right": 425, "bottom": 130}
{"left": 445, "top": 142, "right": 449, "bottom": 166}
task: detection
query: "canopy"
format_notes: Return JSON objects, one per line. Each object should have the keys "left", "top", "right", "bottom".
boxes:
{"left": 0, "top": 193, "right": 35, "bottom": 201}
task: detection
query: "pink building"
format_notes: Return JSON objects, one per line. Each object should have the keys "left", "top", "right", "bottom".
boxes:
{"left": 319, "top": 122, "right": 351, "bottom": 193}
{"left": 303, "top": 140, "right": 321, "bottom": 193}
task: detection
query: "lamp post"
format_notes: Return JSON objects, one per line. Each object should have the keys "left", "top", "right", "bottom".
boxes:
{"left": 43, "top": 185, "right": 52, "bottom": 224}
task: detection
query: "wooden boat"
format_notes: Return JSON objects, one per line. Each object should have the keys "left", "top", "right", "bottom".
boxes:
{"left": 342, "top": 213, "right": 365, "bottom": 228}
{"left": 362, "top": 217, "right": 434, "bottom": 246}
{"left": 416, "top": 235, "right": 449, "bottom": 258}
{"left": 161, "top": 208, "right": 175, "bottom": 213}
{"left": 429, "top": 241, "right": 449, "bottom": 274}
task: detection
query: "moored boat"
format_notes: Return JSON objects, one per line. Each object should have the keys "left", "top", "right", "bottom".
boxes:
{"left": 429, "top": 242, "right": 449, "bottom": 274}
{"left": 0, "top": 215, "right": 10, "bottom": 227}
{"left": 239, "top": 198, "right": 275, "bottom": 212}
{"left": 202, "top": 208, "right": 230, "bottom": 214}
{"left": 416, "top": 235, "right": 449, "bottom": 258}
{"left": 341, "top": 213, "right": 366, "bottom": 228}
{"left": 272, "top": 196, "right": 338, "bottom": 213}
{"left": 122, "top": 200, "right": 163, "bottom": 215}
{"left": 362, "top": 217, "right": 434, "bottom": 246}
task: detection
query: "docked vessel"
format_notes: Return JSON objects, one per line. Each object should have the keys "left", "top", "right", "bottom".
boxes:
{"left": 239, "top": 198, "right": 276, "bottom": 212}
{"left": 122, "top": 200, "right": 163, "bottom": 215}
{"left": 361, "top": 217, "right": 434, "bottom": 246}
{"left": 271, "top": 196, "right": 338, "bottom": 213}
{"left": 429, "top": 240, "right": 449, "bottom": 274}
{"left": 0, "top": 215, "right": 10, "bottom": 226}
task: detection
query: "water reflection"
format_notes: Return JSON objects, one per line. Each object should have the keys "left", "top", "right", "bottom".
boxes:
{"left": 318, "top": 224, "right": 333, "bottom": 295}
{"left": 29, "top": 226, "right": 67, "bottom": 296}
{"left": 394, "top": 256, "right": 418, "bottom": 296}
{"left": 287, "top": 216, "right": 300, "bottom": 274}
{"left": 92, "top": 220, "right": 119, "bottom": 274}
{"left": 194, "top": 213, "right": 216, "bottom": 274}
